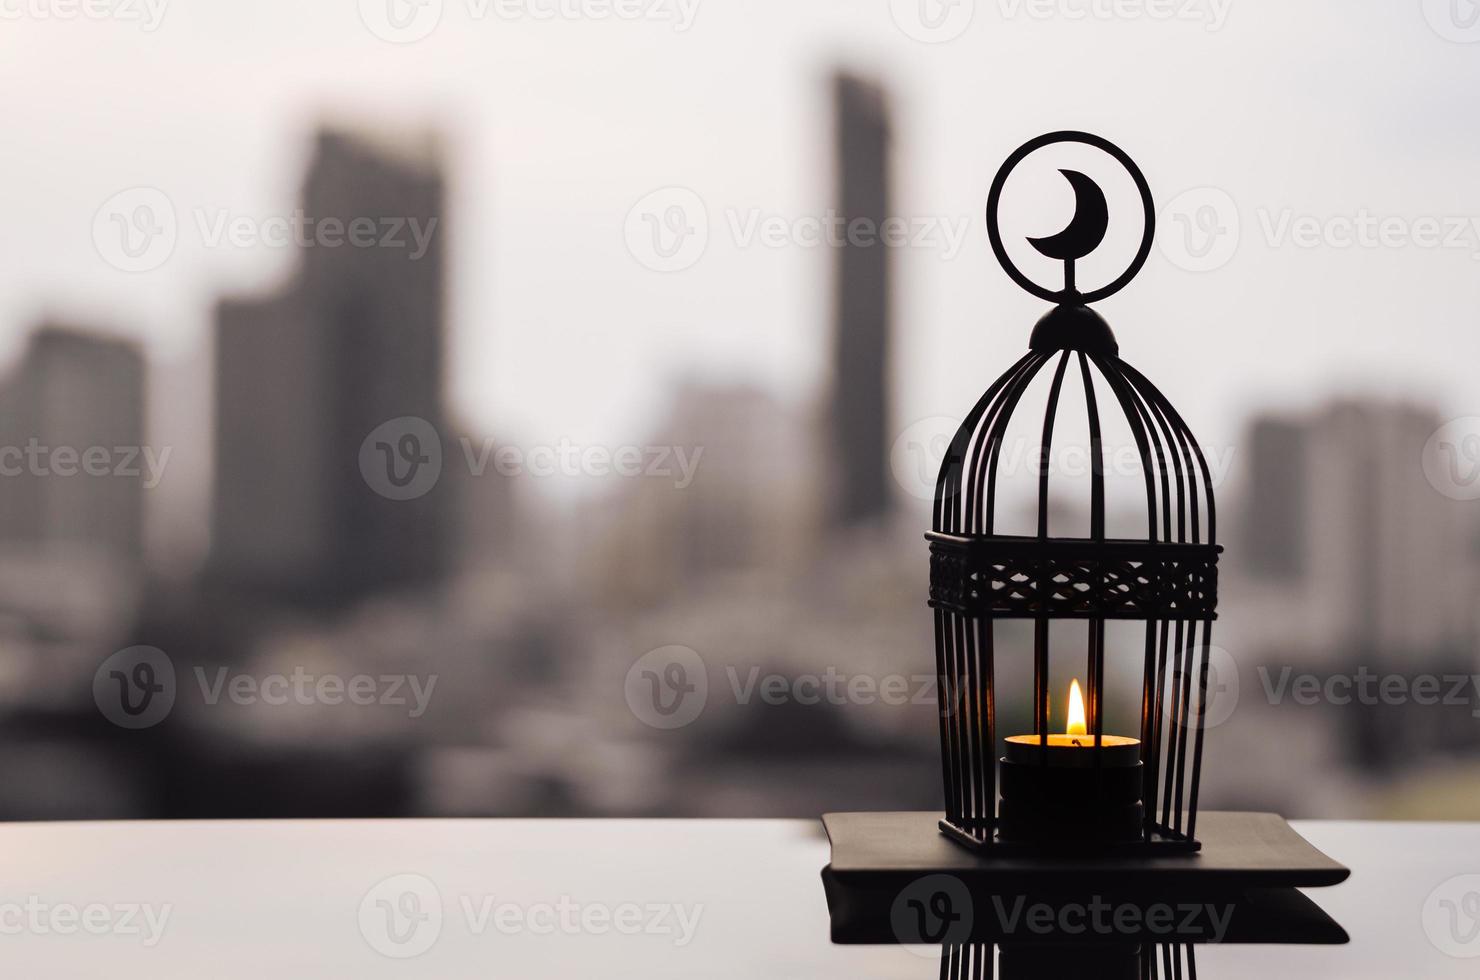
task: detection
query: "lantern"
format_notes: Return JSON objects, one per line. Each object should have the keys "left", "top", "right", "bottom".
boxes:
{"left": 929, "top": 132, "right": 1220, "bottom": 852}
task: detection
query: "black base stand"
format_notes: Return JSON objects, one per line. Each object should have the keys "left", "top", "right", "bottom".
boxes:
{"left": 820, "top": 810, "right": 1350, "bottom": 946}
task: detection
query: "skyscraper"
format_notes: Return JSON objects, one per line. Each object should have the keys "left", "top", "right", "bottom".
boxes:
{"left": 212, "top": 128, "right": 448, "bottom": 606}
{"left": 1235, "top": 400, "right": 1472, "bottom": 658}
{"left": 828, "top": 73, "right": 893, "bottom": 528}
{"left": 0, "top": 325, "right": 146, "bottom": 562}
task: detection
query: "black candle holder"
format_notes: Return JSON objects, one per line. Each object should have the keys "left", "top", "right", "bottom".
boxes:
{"left": 821, "top": 134, "right": 1350, "bottom": 928}
{"left": 930, "top": 131, "right": 1219, "bottom": 854}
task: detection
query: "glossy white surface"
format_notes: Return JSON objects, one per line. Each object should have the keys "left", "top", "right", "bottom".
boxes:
{"left": 0, "top": 818, "right": 1472, "bottom": 977}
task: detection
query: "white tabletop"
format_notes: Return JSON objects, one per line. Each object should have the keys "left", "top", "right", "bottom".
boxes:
{"left": 0, "top": 818, "right": 1473, "bottom": 977}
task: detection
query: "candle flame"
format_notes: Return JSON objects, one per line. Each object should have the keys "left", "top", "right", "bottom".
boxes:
{"left": 1066, "top": 679, "right": 1088, "bottom": 737}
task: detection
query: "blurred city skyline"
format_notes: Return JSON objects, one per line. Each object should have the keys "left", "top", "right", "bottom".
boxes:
{"left": 0, "top": 0, "right": 1477, "bottom": 825}
{"left": 5, "top": 0, "right": 1480, "bottom": 570}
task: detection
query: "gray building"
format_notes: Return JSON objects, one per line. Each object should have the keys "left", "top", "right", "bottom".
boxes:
{"left": 0, "top": 325, "right": 146, "bottom": 561}
{"left": 828, "top": 73, "right": 893, "bottom": 528}
{"left": 212, "top": 128, "right": 448, "bottom": 606}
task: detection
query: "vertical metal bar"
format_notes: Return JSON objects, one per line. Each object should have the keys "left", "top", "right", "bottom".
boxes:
{"left": 1172, "top": 618, "right": 1198, "bottom": 833}
{"left": 1160, "top": 618, "right": 1185, "bottom": 830}
{"left": 980, "top": 617, "right": 998, "bottom": 835}
{"left": 1139, "top": 621, "right": 1156, "bottom": 841}
{"left": 950, "top": 612, "right": 973, "bottom": 827}
{"left": 959, "top": 610, "right": 982, "bottom": 829}
{"left": 1034, "top": 618, "right": 1049, "bottom": 763}
{"left": 1079, "top": 354, "right": 1106, "bottom": 541}
{"left": 941, "top": 351, "right": 1037, "bottom": 533}
{"left": 978, "top": 354, "right": 1050, "bottom": 535}
{"left": 1036, "top": 352, "right": 1072, "bottom": 539}
{"left": 936, "top": 608, "right": 960, "bottom": 823}
{"left": 1186, "top": 619, "right": 1215, "bottom": 840}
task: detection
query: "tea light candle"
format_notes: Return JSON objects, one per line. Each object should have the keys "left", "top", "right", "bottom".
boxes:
{"left": 997, "top": 679, "right": 1145, "bottom": 845}
{"left": 1004, "top": 682, "right": 1141, "bottom": 767}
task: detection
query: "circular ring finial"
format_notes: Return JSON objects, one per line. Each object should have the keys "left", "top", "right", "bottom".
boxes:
{"left": 986, "top": 131, "right": 1154, "bottom": 306}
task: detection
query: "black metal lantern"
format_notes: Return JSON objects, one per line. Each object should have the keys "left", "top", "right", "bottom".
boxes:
{"left": 929, "top": 132, "right": 1220, "bottom": 853}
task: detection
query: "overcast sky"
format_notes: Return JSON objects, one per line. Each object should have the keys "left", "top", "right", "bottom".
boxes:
{"left": 2, "top": 0, "right": 1478, "bottom": 556}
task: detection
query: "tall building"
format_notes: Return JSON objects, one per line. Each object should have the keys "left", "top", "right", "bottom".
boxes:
{"left": 0, "top": 325, "right": 146, "bottom": 561}
{"left": 590, "top": 383, "right": 820, "bottom": 605}
{"left": 1241, "top": 418, "right": 1308, "bottom": 579}
{"left": 828, "top": 73, "right": 893, "bottom": 528}
{"left": 1235, "top": 400, "right": 1472, "bottom": 657}
{"left": 212, "top": 128, "right": 448, "bottom": 606}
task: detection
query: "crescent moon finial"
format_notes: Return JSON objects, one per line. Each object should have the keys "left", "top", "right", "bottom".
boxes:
{"left": 985, "top": 132, "right": 1155, "bottom": 307}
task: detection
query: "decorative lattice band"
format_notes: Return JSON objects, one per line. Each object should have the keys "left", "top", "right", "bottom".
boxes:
{"left": 927, "top": 533, "right": 1220, "bottom": 620}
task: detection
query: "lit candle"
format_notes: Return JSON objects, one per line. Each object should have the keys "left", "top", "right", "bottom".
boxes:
{"left": 1003, "top": 680, "right": 1141, "bottom": 767}
{"left": 997, "top": 679, "right": 1145, "bottom": 845}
